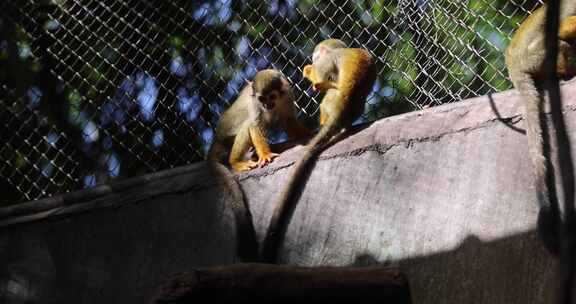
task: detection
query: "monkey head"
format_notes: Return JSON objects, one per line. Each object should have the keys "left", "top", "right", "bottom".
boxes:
{"left": 251, "top": 69, "right": 287, "bottom": 110}
{"left": 302, "top": 39, "right": 346, "bottom": 92}
{"left": 312, "top": 39, "right": 346, "bottom": 62}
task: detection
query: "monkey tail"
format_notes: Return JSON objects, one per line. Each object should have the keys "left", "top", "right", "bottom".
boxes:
{"left": 208, "top": 161, "right": 259, "bottom": 262}
{"left": 261, "top": 117, "right": 343, "bottom": 263}
{"left": 513, "top": 71, "right": 561, "bottom": 255}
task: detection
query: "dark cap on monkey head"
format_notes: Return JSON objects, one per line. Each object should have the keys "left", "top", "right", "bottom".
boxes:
{"left": 252, "top": 69, "right": 285, "bottom": 95}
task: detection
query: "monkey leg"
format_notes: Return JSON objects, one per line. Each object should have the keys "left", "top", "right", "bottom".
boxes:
{"left": 249, "top": 125, "right": 279, "bottom": 167}
{"left": 320, "top": 89, "right": 341, "bottom": 123}
{"left": 284, "top": 116, "right": 312, "bottom": 140}
{"left": 229, "top": 127, "right": 259, "bottom": 172}
{"left": 559, "top": 16, "right": 576, "bottom": 40}
{"left": 319, "top": 102, "right": 327, "bottom": 125}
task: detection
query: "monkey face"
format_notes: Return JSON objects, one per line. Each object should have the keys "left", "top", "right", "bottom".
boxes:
{"left": 254, "top": 90, "right": 283, "bottom": 110}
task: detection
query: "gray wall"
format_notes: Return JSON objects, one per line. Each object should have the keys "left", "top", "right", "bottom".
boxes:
{"left": 3, "top": 80, "right": 576, "bottom": 303}
{"left": 0, "top": 165, "right": 241, "bottom": 303}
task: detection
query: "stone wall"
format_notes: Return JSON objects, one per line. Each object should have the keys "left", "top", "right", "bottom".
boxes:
{"left": 2, "top": 80, "right": 576, "bottom": 303}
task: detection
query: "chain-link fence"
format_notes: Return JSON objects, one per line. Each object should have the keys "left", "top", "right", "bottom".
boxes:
{"left": 0, "top": 0, "right": 542, "bottom": 205}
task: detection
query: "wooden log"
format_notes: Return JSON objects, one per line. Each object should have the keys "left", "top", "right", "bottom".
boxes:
{"left": 152, "top": 263, "right": 411, "bottom": 303}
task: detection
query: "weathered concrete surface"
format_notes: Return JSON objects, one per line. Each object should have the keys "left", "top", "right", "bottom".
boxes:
{"left": 0, "top": 164, "right": 242, "bottom": 303}
{"left": 239, "top": 78, "right": 576, "bottom": 303}
{"left": 2, "top": 79, "right": 576, "bottom": 303}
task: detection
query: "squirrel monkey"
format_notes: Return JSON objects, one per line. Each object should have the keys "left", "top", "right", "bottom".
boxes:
{"left": 206, "top": 69, "right": 310, "bottom": 261}
{"left": 261, "top": 39, "right": 377, "bottom": 262}
{"left": 207, "top": 69, "right": 311, "bottom": 172}
{"left": 506, "top": 1, "right": 576, "bottom": 254}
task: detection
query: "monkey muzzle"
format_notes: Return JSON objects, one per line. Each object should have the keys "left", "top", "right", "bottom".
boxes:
{"left": 263, "top": 101, "right": 275, "bottom": 110}
{"left": 256, "top": 92, "right": 279, "bottom": 110}
{"left": 259, "top": 98, "right": 275, "bottom": 110}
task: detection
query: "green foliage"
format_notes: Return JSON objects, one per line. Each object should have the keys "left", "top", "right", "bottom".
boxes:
{"left": 1, "top": 0, "right": 543, "bottom": 204}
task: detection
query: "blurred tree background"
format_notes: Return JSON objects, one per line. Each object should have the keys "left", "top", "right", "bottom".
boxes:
{"left": 0, "top": 0, "right": 543, "bottom": 205}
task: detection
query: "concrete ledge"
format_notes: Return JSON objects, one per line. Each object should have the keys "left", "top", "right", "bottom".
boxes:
{"left": 2, "top": 79, "right": 576, "bottom": 303}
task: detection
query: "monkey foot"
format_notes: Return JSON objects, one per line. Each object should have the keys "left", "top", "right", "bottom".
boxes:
{"left": 258, "top": 153, "right": 279, "bottom": 167}
{"left": 231, "top": 160, "right": 259, "bottom": 172}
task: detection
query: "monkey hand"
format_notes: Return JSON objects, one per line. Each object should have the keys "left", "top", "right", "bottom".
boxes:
{"left": 313, "top": 81, "right": 337, "bottom": 92}
{"left": 231, "top": 160, "right": 259, "bottom": 172}
{"left": 303, "top": 64, "right": 337, "bottom": 92}
{"left": 257, "top": 152, "right": 279, "bottom": 167}
{"left": 303, "top": 65, "right": 323, "bottom": 90}
{"left": 302, "top": 65, "right": 314, "bottom": 81}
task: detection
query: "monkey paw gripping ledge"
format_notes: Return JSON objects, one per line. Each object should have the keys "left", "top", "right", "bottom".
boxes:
{"left": 2, "top": 80, "right": 576, "bottom": 303}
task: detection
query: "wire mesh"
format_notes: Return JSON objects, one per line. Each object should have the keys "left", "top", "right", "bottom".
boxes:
{"left": 0, "top": 0, "right": 543, "bottom": 205}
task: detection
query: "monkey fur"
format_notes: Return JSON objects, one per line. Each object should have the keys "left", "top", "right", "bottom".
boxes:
{"left": 261, "top": 39, "right": 377, "bottom": 263}
{"left": 206, "top": 69, "right": 310, "bottom": 262}
{"left": 506, "top": 1, "right": 576, "bottom": 255}
{"left": 207, "top": 69, "right": 310, "bottom": 172}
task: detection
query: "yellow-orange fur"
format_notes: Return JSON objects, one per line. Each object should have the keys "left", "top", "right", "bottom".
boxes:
{"left": 208, "top": 69, "right": 310, "bottom": 172}
{"left": 261, "top": 39, "right": 377, "bottom": 263}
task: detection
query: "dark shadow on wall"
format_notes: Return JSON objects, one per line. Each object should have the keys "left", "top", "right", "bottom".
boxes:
{"left": 348, "top": 231, "right": 556, "bottom": 304}
{"left": 0, "top": 218, "right": 557, "bottom": 303}
{"left": 0, "top": 164, "right": 239, "bottom": 303}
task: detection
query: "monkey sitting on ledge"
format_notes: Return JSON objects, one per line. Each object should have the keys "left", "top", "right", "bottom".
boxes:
{"left": 505, "top": 0, "right": 576, "bottom": 255}
{"left": 207, "top": 69, "right": 311, "bottom": 172}
{"left": 205, "top": 69, "right": 311, "bottom": 262}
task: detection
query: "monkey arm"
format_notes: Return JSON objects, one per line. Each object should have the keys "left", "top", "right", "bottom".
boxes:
{"left": 229, "top": 127, "right": 259, "bottom": 172}
{"left": 302, "top": 64, "right": 315, "bottom": 82}
{"left": 303, "top": 64, "right": 338, "bottom": 92}
{"left": 559, "top": 15, "right": 576, "bottom": 40}
{"left": 249, "top": 125, "right": 279, "bottom": 167}
{"left": 314, "top": 81, "right": 338, "bottom": 92}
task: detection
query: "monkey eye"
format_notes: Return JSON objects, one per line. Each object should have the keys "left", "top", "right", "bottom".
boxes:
{"left": 268, "top": 92, "right": 278, "bottom": 101}
{"left": 258, "top": 96, "right": 267, "bottom": 103}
